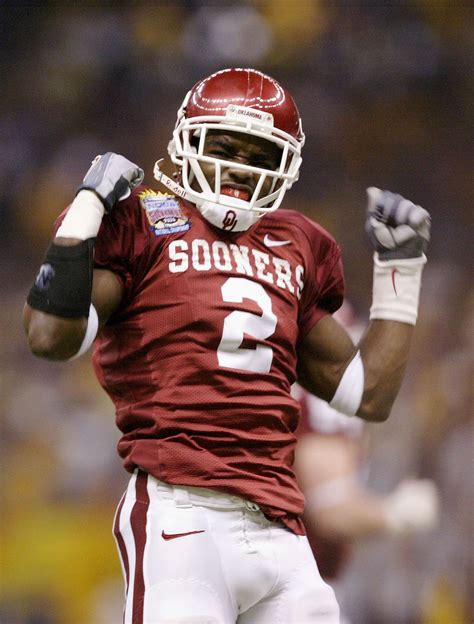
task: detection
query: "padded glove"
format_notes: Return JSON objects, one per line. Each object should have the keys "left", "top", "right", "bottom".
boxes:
{"left": 77, "top": 152, "right": 144, "bottom": 213}
{"left": 366, "top": 187, "right": 431, "bottom": 261}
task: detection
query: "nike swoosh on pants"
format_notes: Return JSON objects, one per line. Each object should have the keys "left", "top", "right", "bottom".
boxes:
{"left": 161, "top": 530, "right": 206, "bottom": 541}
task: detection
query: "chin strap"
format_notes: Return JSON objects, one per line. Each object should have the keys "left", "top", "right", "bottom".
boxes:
{"left": 153, "top": 160, "right": 190, "bottom": 200}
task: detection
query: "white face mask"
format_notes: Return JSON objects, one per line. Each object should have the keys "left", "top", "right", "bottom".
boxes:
{"left": 160, "top": 103, "right": 304, "bottom": 232}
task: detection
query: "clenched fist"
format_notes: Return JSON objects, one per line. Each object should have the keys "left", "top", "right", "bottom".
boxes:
{"left": 78, "top": 152, "right": 145, "bottom": 213}
{"left": 366, "top": 187, "right": 431, "bottom": 261}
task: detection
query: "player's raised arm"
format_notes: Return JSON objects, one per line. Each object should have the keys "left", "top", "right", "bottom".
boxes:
{"left": 297, "top": 188, "right": 431, "bottom": 422}
{"left": 23, "top": 152, "right": 144, "bottom": 360}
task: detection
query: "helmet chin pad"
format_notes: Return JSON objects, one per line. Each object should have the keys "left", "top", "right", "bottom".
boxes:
{"left": 196, "top": 196, "right": 264, "bottom": 232}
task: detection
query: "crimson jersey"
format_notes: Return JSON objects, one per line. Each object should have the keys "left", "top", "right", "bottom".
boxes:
{"left": 80, "top": 187, "right": 344, "bottom": 534}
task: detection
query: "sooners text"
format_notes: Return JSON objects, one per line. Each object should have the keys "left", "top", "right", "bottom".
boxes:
{"left": 168, "top": 239, "right": 304, "bottom": 299}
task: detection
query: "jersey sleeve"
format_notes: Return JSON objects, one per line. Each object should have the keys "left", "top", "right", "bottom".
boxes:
{"left": 297, "top": 218, "right": 345, "bottom": 340}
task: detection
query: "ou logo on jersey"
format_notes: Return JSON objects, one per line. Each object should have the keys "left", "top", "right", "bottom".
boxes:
{"left": 222, "top": 210, "right": 237, "bottom": 231}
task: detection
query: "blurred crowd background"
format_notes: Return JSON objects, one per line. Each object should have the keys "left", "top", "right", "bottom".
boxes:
{"left": 0, "top": 3, "right": 472, "bottom": 623}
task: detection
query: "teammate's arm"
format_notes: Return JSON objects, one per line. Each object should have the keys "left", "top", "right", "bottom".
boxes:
{"left": 295, "top": 432, "right": 392, "bottom": 538}
{"left": 297, "top": 188, "right": 431, "bottom": 422}
{"left": 295, "top": 432, "right": 439, "bottom": 538}
{"left": 23, "top": 153, "right": 143, "bottom": 361}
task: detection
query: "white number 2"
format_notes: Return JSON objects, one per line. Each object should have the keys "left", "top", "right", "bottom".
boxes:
{"left": 217, "top": 277, "right": 277, "bottom": 373}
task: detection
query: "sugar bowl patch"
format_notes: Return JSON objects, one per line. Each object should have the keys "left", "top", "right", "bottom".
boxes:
{"left": 139, "top": 190, "right": 190, "bottom": 236}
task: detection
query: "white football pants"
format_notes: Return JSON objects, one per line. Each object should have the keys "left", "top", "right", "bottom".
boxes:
{"left": 114, "top": 470, "right": 340, "bottom": 624}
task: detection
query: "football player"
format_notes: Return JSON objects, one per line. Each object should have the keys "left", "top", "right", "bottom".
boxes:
{"left": 23, "top": 68, "right": 431, "bottom": 623}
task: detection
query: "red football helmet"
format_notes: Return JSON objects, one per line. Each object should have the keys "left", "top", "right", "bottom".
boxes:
{"left": 155, "top": 68, "right": 305, "bottom": 230}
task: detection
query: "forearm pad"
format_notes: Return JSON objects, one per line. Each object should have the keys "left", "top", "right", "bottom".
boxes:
{"left": 27, "top": 239, "right": 94, "bottom": 318}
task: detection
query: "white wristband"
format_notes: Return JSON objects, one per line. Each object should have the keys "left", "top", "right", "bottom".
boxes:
{"left": 68, "top": 304, "right": 99, "bottom": 360}
{"left": 370, "top": 253, "right": 426, "bottom": 325}
{"left": 56, "top": 190, "right": 105, "bottom": 240}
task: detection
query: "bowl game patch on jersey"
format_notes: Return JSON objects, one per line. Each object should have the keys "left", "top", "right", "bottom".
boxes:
{"left": 139, "top": 190, "right": 190, "bottom": 236}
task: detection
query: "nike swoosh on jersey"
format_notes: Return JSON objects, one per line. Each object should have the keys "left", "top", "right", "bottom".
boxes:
{"left": 263, "top": 234, "right": 291, "bottom": 247}
{"left": 161, "top": 530, "right": 206, "bottom": 541}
